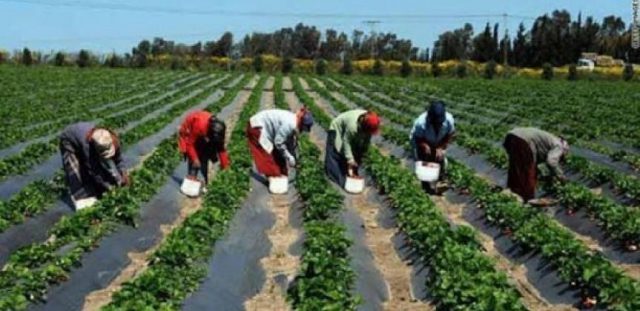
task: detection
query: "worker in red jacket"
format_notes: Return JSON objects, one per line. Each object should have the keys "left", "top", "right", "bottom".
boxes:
{"left": 178, "top": 110, "right": 230, "bottom": 186}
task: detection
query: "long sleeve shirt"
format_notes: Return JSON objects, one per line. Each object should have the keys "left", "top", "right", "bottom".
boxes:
{"left": 409, "top": 111, "right": 455, "bottom": 149}
{"left": 329, "top": 109, "right": 371, "bottom": 164}
{"left": 509, "top": 127, "right": 565, "bottom": 177}
{"left": 59, "top": 122, "right": 125, "bottom": 189}
{"left": 178, "top": 111, "right": 212, "bottom": 163}
{"left": 249, "top": 109, "right": 297, "bottom": 163}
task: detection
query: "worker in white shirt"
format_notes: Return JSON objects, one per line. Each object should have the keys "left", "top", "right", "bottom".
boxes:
{"left": 246, "top": 108, "right": 314, "bottom": 179}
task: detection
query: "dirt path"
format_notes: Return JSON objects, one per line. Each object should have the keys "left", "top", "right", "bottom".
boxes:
{"left": 81, "top": 77, "right": 256, "bottom": 311}
{"left": 282, "top": 75, "right": 293, "bottom": 90}
{"left": 352, "top": 188, "right": 431, "bottom": 311}
{"left": 430, "top": 195, "right": 574, "bottom": 311}
{"left": 306, "top": 81, "right": 579, "bottom": 310}
{"left": 286, "top": 81, "right": 432, "bottom": 310}
{"left": 244, "top": 77, "right": 301, "bottom": 311}
{"left": 245, "top": 76, "right": 301, "bottom": 311}
{"left": 244, "top": 193, "right": 300, "bottom": 311}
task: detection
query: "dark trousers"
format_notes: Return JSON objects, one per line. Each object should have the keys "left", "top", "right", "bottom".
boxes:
{"left": 504, "top": 134, "right": 537, "bottom": 201}
{"left": 187, "top": 138, "right": 218, "bottom": 183}
{"left": 60, "top": 139, "right": 103, "bottom": 199}
{"left": 325, "top": 130, "right": 349, "bottom": 187}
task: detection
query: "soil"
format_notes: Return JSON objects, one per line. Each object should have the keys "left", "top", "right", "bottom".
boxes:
{"left": 263, "top": 76, "right": 275, "bottom": 91}
{"left": 297, "top": 76, "right": 311, "bottom": 90}
{"left": 282, "top": 76, "right": 293, "bottom": 91}
{"left": 81, "top": 82, "right": 252, "bottom": 311}
{"left": 286, "top": 86, "right": 427, "bottom": 310}
{"left": 431, "top": 195, "right": 573, "bottom": 311}
{"left": 352, "top": 188, "right": 433, "bottom": 311}
{"left": 243, "top": 193, "right": 300, "bottom": 311}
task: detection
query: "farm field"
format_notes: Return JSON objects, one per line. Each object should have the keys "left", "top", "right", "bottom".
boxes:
{"left": 1, "top": 66, "right": 640, "bottom": 311}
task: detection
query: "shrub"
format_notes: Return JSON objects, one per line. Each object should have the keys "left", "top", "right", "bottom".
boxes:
{"left": 455, "top": 62, "right": 467, "bottom": 78}
{"left": 170, "top": 56, "right": 186, "bottom": 70}
{"left": 54, "top": 52, "right": 66, "bottom": 67}
{"left": 542, "top": 62, "right": 554, "bottom": 80}
{"left": 282, "top": 56, "right": 294, "bottom": 73}
{"left": 77, "top": 50, "right": 91, "bottom": 68}
{"left": 0, "top": 50, "right": 7, "bottom": 64}
{"left": 372, "top": 58, "right": 384, "bottom": 76}
{"left": 315, "top": 58, "right": 327, "bottom": 75}
{"left": 133, "top": 53, "right": 148, "bottom": 68}
{"left": 431, "top": 62, "right": 442, "bottom": 77}
{"left": 341, "top": 56, "right": 353, "bottom": 75}
{"left": 568, "top": 64, "right": 578, "bottom": 81}
{"left": 252, "top": 54, "right": 263, "bottom": 72}
{"left": 623, "top": 63, "right": 634, "bottom": 81}
{"left": 484, "top": 60, "right": 497, "bottom": 79}
{"left": 400, "top": 59, "right": 412, "bottom": 77}
{"left": 22, "top": 48, "right": 33, "bottom": 66}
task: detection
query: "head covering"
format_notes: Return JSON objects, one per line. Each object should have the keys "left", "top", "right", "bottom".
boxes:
{"left": 361, "top": 111, "right": 381, "bottom": 135}
{"left": 91, "top": 129, "right": 116, "bottom": 159}
{"left": 300, "top": 110, "right": 314, "bottom": 132}
{"left": 208, "top": 117, "right": 226, "bottom": 149}
{"left": 427, "top": 100, "right": 446, "bottom": 125}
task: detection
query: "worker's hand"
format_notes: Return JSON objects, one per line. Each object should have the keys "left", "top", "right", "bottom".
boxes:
{"left": 121, "top": 172, "right": 131, "bottom": 186}
{"left": 421, "top": 143, "right": 431, "bottom": 156}
{"left": 186, "top": 174, "right": 199, "bottom": 181}
{"left": 219, "top": 152, "right": 231, "bottom": 170}
{"left": 286, "top": 154, "right": 296, "bottom": 168}
{"left": 555, "top": 175, "right": 568, "bottom": 184}
{"left": 347, "top": 161, "right": 359, "bottom": 177}
{"left": 435, "top": 148, "right": 445, "bottom": 162}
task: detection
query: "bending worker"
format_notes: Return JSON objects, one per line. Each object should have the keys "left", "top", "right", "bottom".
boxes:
{"left": 246, "top": 107, "right": 314, "bottom": 180}
{"left": 178, "top": 110, "right": 230, "bottom": 187}
{"left": 325, "top": 109, "right": 380, "bottom": 187}
{"left": 59, "top": 122, "right": 129, "bottom": 209}
{"left": 503, "top": 127, "right": 569, "bottom": 202}
{"left": 409, "top": 100, "right": 456, "bottom": 179}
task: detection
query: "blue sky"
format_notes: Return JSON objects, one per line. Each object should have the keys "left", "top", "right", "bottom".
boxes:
{"left": 0, "top": 0, "right": 633, "bottom": 54}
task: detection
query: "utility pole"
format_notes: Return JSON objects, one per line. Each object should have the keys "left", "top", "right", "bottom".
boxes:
{"left": 503, "top": 13, "right": 509, "bottom": 67}
{"left": 363, "top": 20, "right": 381, "bottom": 59}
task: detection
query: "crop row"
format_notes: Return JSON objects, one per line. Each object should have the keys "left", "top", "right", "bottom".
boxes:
{"left": 0, "top": 76, "right": 244, "bottom": 307}
{"left": 367, "top": 76, "right": 640, "bottom": 172}
{"left": 0, "top": 68, "right": 170, "bottom": 126}
{"left": 0, "top": 74, "right": 239, "bottom": 234}
{"left": 0, "top": 73, "right": 216, "bottom": 182}
{"left": 312, "top": 75, "right": 640, "bottom": 309}
{"left": 287, "top": 76, "right": 360, "bottom": 309}
{"left": 447, "top": 161, "right": 640, "bottom": 310}
{"left": 405, "top": 77, "right": 640, "bottom": 149}
{"left": 329, "top": 76, "right": 640, "bottom": 248}
{"left": 297, "top": 76, "right": 526, "bottom": 310}
{"left": 0, "top": 70, "right": 187, "bottom": 147}
{"left": 103, "top": 75, "right": 260, "bottom": 310}
{"left": 0, "top": 74, "right": 248, "bottom": 309}
{"left": 340, "top": 75, "right": 640, "bottom": 203}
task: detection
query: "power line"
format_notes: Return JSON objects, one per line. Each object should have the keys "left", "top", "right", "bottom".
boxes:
{"left": 0, "top": 0, "right": 537, "bottom": 21}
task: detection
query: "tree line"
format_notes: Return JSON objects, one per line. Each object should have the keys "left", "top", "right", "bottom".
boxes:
{"left": 434, "top": 10, "right": 640, "bottom": 66}
{"left": 2, "top": 10, "right": 638, "bottom": 69}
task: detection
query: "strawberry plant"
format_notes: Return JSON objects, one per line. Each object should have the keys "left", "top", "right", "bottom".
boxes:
{"left": 104, "top": 75, "right": 261, "bottom": 310}
{"left": 0, "top": 75, "right": 248, "bottom": 309}
{"left": 296, "top": 78, "right": 525, "bottom": 310}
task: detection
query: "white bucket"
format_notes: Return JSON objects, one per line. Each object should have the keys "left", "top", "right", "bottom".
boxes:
{"left": 268, "top": 176, "right": 289, "bottom": 194}
{"left": 415, "top": 161, "right": 441, "bottom": 182}
{"left": 73, "top": 197, "right": 98, "bottom": 211}
{"left": 345, "top": 176, "right": 365, "bottom": 194}
{"left": 181, "top": 178, "right": 202, "bottom": 197}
